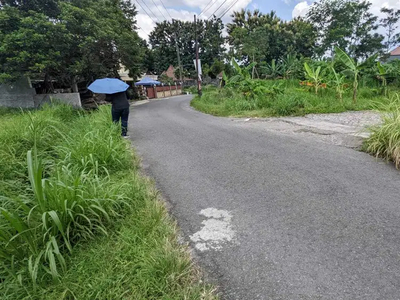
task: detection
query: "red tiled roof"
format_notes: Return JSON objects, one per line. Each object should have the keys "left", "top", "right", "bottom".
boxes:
{"left": 391, "top": 46, "right": 400, "bottom": 56}
{"left": 165, "top": 65, "right": 176, "bottom": 80}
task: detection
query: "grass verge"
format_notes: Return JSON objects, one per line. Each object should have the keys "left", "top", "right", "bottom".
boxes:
{"left": 191, "top": 81, "right": 398, "bottom": 117}
{"left": 363, "top": 94, "right": 400, "bottom": 168}
{"left": 0, "top": 104, "right": 216, "bottom": 299}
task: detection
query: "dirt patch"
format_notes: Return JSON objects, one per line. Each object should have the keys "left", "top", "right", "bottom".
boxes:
{"left": 233, "top": 111, "right": 382, "bottom": 149}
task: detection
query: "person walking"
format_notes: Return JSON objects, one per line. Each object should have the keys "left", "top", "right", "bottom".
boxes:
{"left": 88, "top": 78, "right": 131, "bottom": 137}
{"left": 106, "top": 91, "right": 130, "bottom": 137}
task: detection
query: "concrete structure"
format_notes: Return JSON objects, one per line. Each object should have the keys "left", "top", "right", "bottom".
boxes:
{"left": 388, "top": 46, "right": 400, "bottom": 61}
{"left": 34, "top": 93, "right": 82, "bottom": 108}
{"left": 0, "top": 77, "right": 36, "bottom": 108}
{"left": 0, "top": 77, "right": 81, "bottom": 108}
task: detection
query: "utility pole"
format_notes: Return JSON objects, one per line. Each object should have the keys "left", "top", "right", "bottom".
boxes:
{"left": 194, "top": 14, "right": 202, "bottom": 97}
{"left": 172, "top": 19, "right": 183, "bottom": 84}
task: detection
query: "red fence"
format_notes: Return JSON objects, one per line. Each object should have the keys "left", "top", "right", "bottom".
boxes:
{"left": 145, "top": 85, "right": 182, "bottom": 99}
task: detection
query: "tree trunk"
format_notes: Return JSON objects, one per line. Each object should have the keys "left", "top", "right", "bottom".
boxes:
{"left": 252, "top": 55, "right": 255, "bottom": 80}
{"left": 71, "top": 77, "right": 78, "bottom": 93}
{"left": 352, "top": 81, "right": 357, "bottom": 104}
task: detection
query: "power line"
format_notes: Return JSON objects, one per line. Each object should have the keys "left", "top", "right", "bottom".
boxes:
{"left": 218, "top": 0, "right": 241, "bottom": 19}
{"left": 135, "top": 0, "right": 158, "bottom": 23}
{"left": 159, "top": 0, "right": 173, "bottom": 19}
{"left": 199, "top": 0, "right": 215, "bottom": 17}
{"left": 139, "top": 0, "right": 161, "bottom": 23}
{"left": 208, "top": 0, "right": 229, "bottom": 20}
{"left": 151, "top": 0, "right": 168, "bottom": 21}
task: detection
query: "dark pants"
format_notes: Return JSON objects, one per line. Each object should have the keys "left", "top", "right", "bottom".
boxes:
{"left": 112, "top": 107, "right": 129, "bottom": 136}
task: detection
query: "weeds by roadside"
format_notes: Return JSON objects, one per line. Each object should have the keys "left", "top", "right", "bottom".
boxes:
{"left": 191, "top": 81, "right": 393, "bottom": 117}
{"left": 364, "top": 94, "right": 400, "bottom": 168}
{"left": 0, "top": 104, "right": 216, "bottom": 299}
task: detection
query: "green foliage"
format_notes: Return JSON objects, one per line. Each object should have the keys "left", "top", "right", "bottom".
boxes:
{"left": 334, "top": 47, "right": 379, "bottom": 103}
{"left": 191, "top": 78, "right": 399, "bottom": 118}
{"left": 304, "top": 62, "right": 324, "bottom": 95}
{"left": 227, "top": 10, "right": 317, "bottom": 65}
{"left": 149, "top": 18, "right": 225, "bottom": 75}
{"left": 364, "top": 94, "right": 400, "bottom": 168}
{"left": 0, "top": 0, "right": 144, "bottom": 87}
{"left": 380, "top": 7, "right": 400, "bottom": 53}
{"left": 307, "top": 0, "right": 384, "bottom": 59}
{"left": 377, "top": 62, "right": 389, "bottom": 96}
{"left": 224, "top": 59, "right": 284, "bottom": 99}
{"left": 0, "top": 105, "right": 214, "bottom": 299}
{"left": 159, "top": 74, "right": 175, "bottom": 85}
{"left": 329, "top": 66, "right": 347, "bottom": 101}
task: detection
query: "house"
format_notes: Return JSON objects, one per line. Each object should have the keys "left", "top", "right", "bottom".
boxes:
{"left": 163, "top": 65, "right": 177, "bottom": 81}
{"left": 162, "top": 65, "right": 195, "bottom": 83}
{"left": 118, "top": 65, "right": 158, "bottom": 83}
{"left": 388, "top": 46, "right": 400, "bottom": 61}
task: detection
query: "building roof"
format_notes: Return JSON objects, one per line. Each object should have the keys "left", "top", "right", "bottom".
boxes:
{"left": 162, "top": 65, "right": 193, "bottom": 81}
{"left": 390, "top": 46, "right": 400, "bottom": 56}
{"left": 164, "top": 65, "right": 177, "bottom": 80}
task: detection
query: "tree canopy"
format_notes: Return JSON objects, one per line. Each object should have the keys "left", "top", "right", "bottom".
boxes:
{"left": 0, "top": 0, "right": 144, "bottom": 89}
{"left": 148, "top": 18, "right": 225, "bottom": 75}
{"left": 227, "top": 9, "right": 317, "bottom": 64}
{"left": 1, "top": 0, "right": 399, "bottom": 87}
{"left": 307, "top": 0, "right": 384, "bottom": 59}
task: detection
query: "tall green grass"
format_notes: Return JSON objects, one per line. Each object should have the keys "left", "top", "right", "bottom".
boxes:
{"left": 0, "top": 104, "right": 215, "bottom": 299}
{"left": 191, "top": 79, "right": 399, "bottom": 117}
{"left": 364, "top": 94, "right": 400, "bottom": 168}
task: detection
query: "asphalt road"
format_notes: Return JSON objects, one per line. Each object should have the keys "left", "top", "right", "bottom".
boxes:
{"left": 129, "top": 95, "right": 400, "bottom": 300}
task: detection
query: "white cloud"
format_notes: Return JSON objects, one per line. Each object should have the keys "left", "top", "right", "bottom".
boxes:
{"left": 134, "top": 0, "right": 252, "bottom": 40}
{"left": 292, "top": 1, "right": 311, "bottom": 18}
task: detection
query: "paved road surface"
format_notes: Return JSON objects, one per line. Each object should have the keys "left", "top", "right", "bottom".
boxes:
{"left": 129, "top": 95, "right": 400, "bottom": 300}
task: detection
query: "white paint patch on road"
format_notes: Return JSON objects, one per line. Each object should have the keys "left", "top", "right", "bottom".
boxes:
{"left": 190, "top": 208, "right": 235, "bottom": 252}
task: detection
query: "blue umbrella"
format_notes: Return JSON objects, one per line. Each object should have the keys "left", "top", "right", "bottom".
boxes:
{"left": 88, "top": 78, "right": 130, "bottom": 94}
{"left": 135, "top": 77, "right": 161, "bottom": 86}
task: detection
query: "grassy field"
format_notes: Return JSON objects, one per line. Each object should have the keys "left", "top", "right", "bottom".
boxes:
{"left": 191, "top": 81, "right": 398, "bottom": 117}
{"left": 0, "top": 104, "right": 215, "bottom": 299}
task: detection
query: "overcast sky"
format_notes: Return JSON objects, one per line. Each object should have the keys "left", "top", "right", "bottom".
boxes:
{"left": 134, "top": 0, "right": 400, "bottom": 40}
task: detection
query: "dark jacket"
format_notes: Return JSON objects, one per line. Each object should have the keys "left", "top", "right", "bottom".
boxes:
{"left": 106, "top": 92, "right": 129, "bottom": 109}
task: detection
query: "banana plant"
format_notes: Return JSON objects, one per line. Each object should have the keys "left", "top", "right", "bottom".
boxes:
{"left": 376, "top": 62, "right": 389, "bottom": 97}
{"left": 304, "top": 62, "right": 323, "bottom": 95}
{"left": 228, "top": 58, "right": 255, "bottom": 84}
{"left": 281, "top": 54, "right": 298, "bottom": 79}
{"left": 334, "top": 47, "right": 378, "bottom": 103}
{"left": 330, "top": 66, "right": 346, "bottom": 102}
{"left": 263, "top": 59, "right": 283, "bottom": 79}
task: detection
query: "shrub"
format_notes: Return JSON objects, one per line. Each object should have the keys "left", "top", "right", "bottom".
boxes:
{"left": 272, "top": 93, "right": 305, "bottom": 116}
{"left": 364, "top": 94, "right": 400, "bottom": 167}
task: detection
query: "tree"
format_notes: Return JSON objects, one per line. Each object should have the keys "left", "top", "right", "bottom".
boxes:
{"left": 334, "top": 47, "right": 377, "bottom": 103}
{"left": 0, "top": 0, "right": 60, "bottom": 17}
{"left": 380, "top": 7, "right": 400, "bottom": 53}
{"left": 227, "top": 10, "right": 316, "bottom": 69}
{"left": 0, "top": 7, "right": 67, "bottom": 84}
{"left": 307, "top": 0, "right": 384, "bottom": 59}
{"left": 0, "top": 0, "right": 145, "bottom": 88}
{"left": 149, "top": 18, "right": 225, "bottom": 75}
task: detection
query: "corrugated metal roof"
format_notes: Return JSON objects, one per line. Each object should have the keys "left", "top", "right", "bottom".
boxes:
{"left": 391, "top": 46, "right": 400, "bottom": 55}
